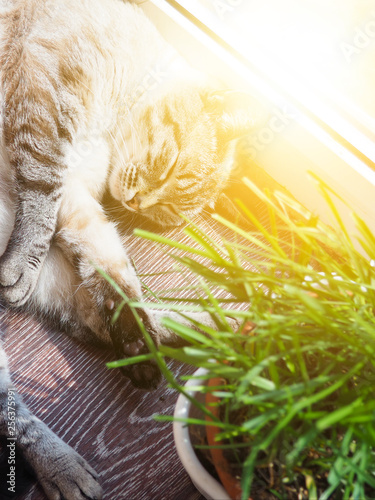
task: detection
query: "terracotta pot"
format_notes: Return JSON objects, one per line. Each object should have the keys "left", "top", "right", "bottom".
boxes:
{"left": 205, "top": 377, "right": 243, "bottom": 500}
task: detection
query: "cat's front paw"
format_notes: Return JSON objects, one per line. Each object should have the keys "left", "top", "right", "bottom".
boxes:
{"left": 30, "top": 440, "right": 102, "bottom": 500}
{"left": 105, "top": 302, "right": 162, "bottom": 391}
{"left": 0, "top": 249, "right": 42, "bottom": 306}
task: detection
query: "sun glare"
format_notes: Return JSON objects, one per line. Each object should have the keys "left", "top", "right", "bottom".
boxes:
{"left": 187, "top": 0, "right": 375, "bottom": 132}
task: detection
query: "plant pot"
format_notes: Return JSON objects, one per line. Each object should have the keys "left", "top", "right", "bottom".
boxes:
{"left": 173, "top": 367, "right": 231, "bottom": 500}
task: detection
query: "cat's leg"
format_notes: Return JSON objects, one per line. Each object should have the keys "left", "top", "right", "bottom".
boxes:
{"left": 0, "top": 93, "right": 69, "bottom": 308}
{"left": 54, "top": 177, "right": 165, "bottom": 390}
{"left": 0, "top": 343, "right": 102, "bottom": 500}
{"left": 0, "top": 149, "right": 65, "bottom": 308}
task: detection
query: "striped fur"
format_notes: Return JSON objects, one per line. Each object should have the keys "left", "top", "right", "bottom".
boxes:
{"left": 0, "top": 1, "right": 253, "bottom": 497}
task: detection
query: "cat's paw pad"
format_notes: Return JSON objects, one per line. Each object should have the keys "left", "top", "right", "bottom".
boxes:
{"left": 116, "top": 334, "right": 162, "bottom": 391}
{"left": 121, "top": 338, "right": 162, "bottom": 390}
{"left": 0, "top": 251, "right": 41, "bottom": 306}
{"left": 37, "top": 447, "right": 103, "bottom": 500}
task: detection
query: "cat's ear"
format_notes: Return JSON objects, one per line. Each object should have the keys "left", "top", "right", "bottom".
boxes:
{"left": 204, "top": 90, "right": 265, "bottom": 141}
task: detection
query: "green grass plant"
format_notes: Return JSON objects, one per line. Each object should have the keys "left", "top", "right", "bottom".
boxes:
{"left": 107, "top": 176, "right": 375, "bottom": 499}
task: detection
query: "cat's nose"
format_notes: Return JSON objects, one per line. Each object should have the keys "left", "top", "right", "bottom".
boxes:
{"left": 126, "top": 195, "right": 140, "bottom": 211}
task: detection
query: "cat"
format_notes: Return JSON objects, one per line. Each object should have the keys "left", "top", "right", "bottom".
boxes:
{"left": 0, "top": 0, "right": 257, "bottom": 498}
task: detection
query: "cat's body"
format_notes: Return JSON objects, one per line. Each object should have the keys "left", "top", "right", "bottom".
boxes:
{"left": 0, "top": 0, "right": 255, "bottom": 497}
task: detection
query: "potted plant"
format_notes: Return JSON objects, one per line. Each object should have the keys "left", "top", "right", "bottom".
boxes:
{"left": 107, "top": 176, "right": 375, "bottom": 500}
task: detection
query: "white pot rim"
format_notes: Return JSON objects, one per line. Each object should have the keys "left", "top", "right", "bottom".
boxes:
{"left": 173, "top": 367, "right": 231, "bottom": 500}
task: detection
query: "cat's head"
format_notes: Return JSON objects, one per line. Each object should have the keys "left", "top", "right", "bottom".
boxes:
{"left": 109, "top": 86, "right": 260, "bottom": 226}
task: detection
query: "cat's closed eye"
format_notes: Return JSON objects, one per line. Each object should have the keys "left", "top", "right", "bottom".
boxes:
{"left": 159, "top": 154, "right": 179, "bottom": 182}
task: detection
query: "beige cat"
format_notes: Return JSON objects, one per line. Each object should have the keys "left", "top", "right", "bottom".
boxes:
{"left": 0, "top": 0, "right": 256, "bottom": 498}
